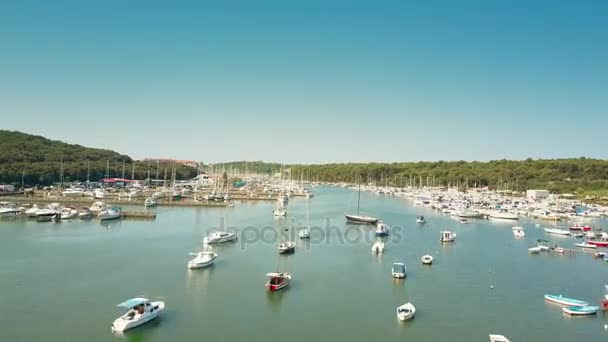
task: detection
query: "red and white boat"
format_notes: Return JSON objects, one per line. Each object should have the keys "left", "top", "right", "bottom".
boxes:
{"left": 265, "top": 272, "right": 291, "bottom": 292}
{"left": 587, "top": 240, "right": 608, "bottom": 247}
{"left": 570, "top": 224, "right": 591, "bottom": 231}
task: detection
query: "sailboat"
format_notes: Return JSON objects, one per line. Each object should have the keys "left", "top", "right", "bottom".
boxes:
{"left": 345, "top": 180, "right": 378, "bottom": 224}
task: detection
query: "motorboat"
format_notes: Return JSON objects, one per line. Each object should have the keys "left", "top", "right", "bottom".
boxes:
{"left": 345, "top": 214, "right": 378, "bottom": 224}
{"left": 371, "top": 241, "right": 384, "bottom": 253}
{"left": 78, "top": 208, "right": 93, "bottom": 219}
{"left": 544, "top": 294, "right": 589, "bottom": 307}
{"left": 375, "top": 222, "right": 389, "bottom": 236}
{"left": 144, "top": 198, "right": 157, "bottom": 208}
{"left": 543, "top": 228, "right": 571, "bottom": 236}
{"left": 36, "top": 208, "right": 58, "bottom": 219}
{"left": 99, "top": 208, "right": 121, "bottom": 221}
{"left": 587, "top": 240, "right": 608, "bottom": 247}
{"left": 0, "top": 202, "right": 22, "bottom": 217}
{"left": 489, "top": 210, "right": 518, "bottom": 220}
{"left": 562, "top": 305, "right": 599, "bottom": 315}
{"left": 528, "top": 246, "right": 542, "bottom": 254}
{"left": 111, "top": 297, "right": 164, "bottom": 333}
{"left": 440, "top": 231, "right": 456, "bottom": 242}
{"left": 459, "top": 218, "right": 470, "bottom": 224}
{"left": 553, "top": 246, "right": 565, "bottom": 254}
{"left": 396, "top": 302, "right": 416, "bottom": 321}
{"left": 24, "top": 205, "right": 40, "bottom": 217}
{"left": 489, "top": 335, "right": 510, "bottom": 342}
{"left": 204, "top": 231, "right": 238, "bottom": 244}
{"left": 421, "top": 255, "right": 433, "bottom": 265}
{"left": 265, "top": 272, "right": 291, "bottom": 292}
{"left": 512, "top": 226, "right": 525, "bottom": 238}
{"left": 60, "top": 207, "right": 78, "bottom": 220}
{"left": 575, "top": 242, "right": 596, "bottom": 249}
{"left": 570, "top": 224, "right": 591, "bottom": 232}
{"left": 278, "top": 241, "right": 296, "bottom": 254}
{"left": 187, "top": 251, "right": 217, "bottom": 269}
{"left": 90, "top": 201, "right": 106, "bottom": 212}
{"left": 273, "top": 207, "right": 287, "bottom": 217}
{"left": 392, "top": 262, "right": 406, "bottom": 278}
{"left": 416, "top": 216, "right": 426, "bottom": 224}
{"left": 298, "top": 228, "right": 310, "bottom": 239}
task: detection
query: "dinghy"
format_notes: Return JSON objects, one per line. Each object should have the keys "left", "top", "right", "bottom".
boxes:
{"left": 421, "top": 255, "right": 433, "bottom": 265}
{"left": 396, "top": 302, "right": 416, "bottom": 321}
{"left": 416, "top": 216, "right": 426, "bottom": 224}
{"left": 375, "top": 222, "right": 389, "bottom": 236}
{"left": 278, "top": 241, "right": 296, "bottom": 254}
{"left": 544, "top": 294, "right": 589, "bottom": 307}
{"left": 562, "top": 305, "right": 599, "bottom": 315}
{"left": 544, "top": 228, "right": 571, "bottom": 236}
{"left": 512, "top": 226, "right": 525, "bottom": 238}
{"left": 575, "top": 242, "right": 597, "bottom": 249}
{"left": 391, "top": 262, "right": 406, "bottom": 279}
{"left": 112, "top": 297, "right": 165, "bottom": 333}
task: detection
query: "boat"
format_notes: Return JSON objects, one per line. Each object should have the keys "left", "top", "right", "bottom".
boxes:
{"left": 298, "top": 228, "right": 310, "bottom": 239}
{"left": 587, "top": 240, "right": 608, "bottom": 247}
{"left": 204, "top": 231, "right": 238, "bottom": 244}
{"left": 459, "top": 218, "right": 470, "bottom": 224}
{"left": 35, "top": 208, "right": 58, "bottom": 220}
{"left": 60, "top": 207, "right": 78, "bottom": 220}
{"left": 575, "top": 242, "right": 597, "bottom": 249}
{"left": 544, "top": 294, "right": 589, "bottom": 307}
{"left": 99, "top": 207, "right": 121, "bottom": 221}
{"left": 440, "top": 231, "right": 456, "bottom": 242}
{"left": 0, "top": 202, "right": 22, "bottom": 217}
{"left": 562, "top": 305, "right": 599, "bottom": 315}
{"left": 90, "top": 201, "right": 106, "bottom": 212}
{"left": 278, "top": 241, "right": 296, "bottom": 254}
{"left": 273, "top": 207, "right": 287, "bottom": 217}
{"left": 543, "top": 228, "right": 571, "bottom": 236}
{"left": 490, "top": 210, "right": 518, "bottom": 220}
{"left": 78, "top": 208, "right": 93, "bottom": 219}
{"left": 416, "top": 216, "right": 426, "bottom": 224}
{"left": 528, "top": 246, "right": 542, "bottom": 254}
{"left": 421, "top": 255, "right": 433, "bottom": 265}
{"left": 396, "top": 302, "right": 416, "bottom": 321}
{"left": 570, "top": 224, "right": 591, "bottom": 232}
{"left": 144, "top": 198, "right": 157, "bottom": 208}
{"left": 24, "top": 205, "right": 40, "bottom": 217}
{"left": 345, "top": 182, "right": 378, "bottom": 224}
{"left": 553, "top": 246, "right": 565, "bottom": 253}
{"left": 265, "top": 272, "right": 291, "bottom": 292}
{"left": 489, "top": 335, "right": 510, "bottom": 342}
{"left": 512, "top": 226, "right": 525, "bottom": 238}
{"left": 392, "top": 262, "right": 406, "bottom": 278}
{"left": 187, "top": 251, "right": 217, "bottom": 269}
{"left": 371, "top": 241, "right": 384, "bottom": 253}
{"left": 111, "top": 297, "right": 165, "bottom": 333}
{"left": 375, "top": 222, "right": 389, "bottom": 236}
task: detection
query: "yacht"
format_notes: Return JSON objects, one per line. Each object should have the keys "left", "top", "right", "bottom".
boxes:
{"left": 0, "top": 202, "right": 22, "bottom": 216}
{"left": 187, "top": 251, "right": 217, "bottom": 269}
{"left": 298, "top": 228, "right": 310, "bottom": 239}
{"left": 111, "top": 297, "right": 165, "bottom": 333}
{"left": 490, "top": 209, "right": 518, "bottom": 220}
{"left": 60, "top": 207, "right": 78, "bottom": 220}
{"left": 278, "top": 241, "right": 296, "bottom": 254}
{"left": 204, "top": 231, "right": 238, "bottom": 244}
{"left": 440, "top": 231, "right": 456, "bottom": 242}
{"left": 99, "top": 207, "right": 121, "bottom": 221}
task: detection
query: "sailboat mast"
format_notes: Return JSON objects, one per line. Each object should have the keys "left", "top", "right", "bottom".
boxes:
{"left": 357, "top": 176, "right": 361, "bottom": 216}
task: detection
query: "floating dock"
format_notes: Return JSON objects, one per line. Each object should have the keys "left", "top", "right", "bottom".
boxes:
{"left": 120, "top": 211, "right": 156, "bottom": 220}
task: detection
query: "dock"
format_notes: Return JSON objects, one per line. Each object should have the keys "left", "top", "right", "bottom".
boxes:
{"left": 120, "top": 211, "right": 156, "bottom": 220}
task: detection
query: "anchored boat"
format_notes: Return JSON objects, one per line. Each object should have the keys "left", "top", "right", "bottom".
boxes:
{"left": 187, "top": 251, "right": 217, "bottom": 269}
{"left": 265, "top": 272, "right": 291, "bottom": 292}
{"left": 544, "top": 294, "right": 589, "bottom": 307}
{"left": 440, "top": 231, "right": 456, "bottom": 242}
{"left": 391, "top": 262, "right": 406, "bottom": 279}
{"left": 111, "top": 297, "right": 164, "bottom": 333}
{"left": 396, "top": 302, "right": 416, "bottom": 321}
{"left": 562, "top": 305, "right": 599, "bottom": 316}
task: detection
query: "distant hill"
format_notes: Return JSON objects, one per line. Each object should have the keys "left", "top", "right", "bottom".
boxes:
{"left": 0, "top": 130, "right": 197, "bottom": 186}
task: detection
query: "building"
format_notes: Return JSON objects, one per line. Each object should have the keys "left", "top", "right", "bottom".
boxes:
{"left": 526, "top": 189, "right": 550, "bottom": 201}
{"left": 0, "top": 184, "right": 15, "bottom": 192}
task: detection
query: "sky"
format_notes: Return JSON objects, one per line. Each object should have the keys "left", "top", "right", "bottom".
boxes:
{"left": 1, "top": 0, "right": 607, "bottom": 163}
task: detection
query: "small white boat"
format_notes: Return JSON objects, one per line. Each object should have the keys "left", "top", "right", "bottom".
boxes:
{"left": 512, "top": 226, "right": 525, "bottom": 238}
{"left": 392, "top": 262, "right": 406, "bottom": 278}
{"left": 298, "top": 228, "right": 310, "bottom": 239}
{"left": 25, "top": 205, "right": 40, "bottom": 217}
{"left": 144, "top": 198, "right": 157, "bottom": 207}
{"left": 99, "top": 208, "right": 121, "bottom": 221}
{"left": 544, "top": 228, "right": 571, "bottom": 236}
{"left": 375, "top": 222, "right": 389, "bottom": 236}
{"left": 187, "top": 251, "right": 217, "bottom": 269}
{"left": 575, "top": 242, "right": 597, "bottom": 249}
{"left": 562, "top": 305, "right": 599, "bottom": 316}
{"left": 396, "top": 302, "right": 416, "bottom": 321}
{"left": 440, "top": 231, "right": 456, "bottom": 242}
{"left": 265, "top": 272, "right": 291, "bottom": 292}
{"left": 553, "top": 246, "right": 565, "bottom": 253}
{"left": 278, "top": 241, "right": 296, "bottom": 254}
{"left": 111, "top": 297, "right": 165, "bottom": 333}
{"left": 416, "top": 216, "right": 426, "bottom": 224}
{"left": 544, "top": 294, "right": 589, "bottom": 307}
{"left": 78, "top": 208, "right": 93, "bottom": 219}
{"left": 273, "top": 207, "right": 287, "bottom": 217}
{"left": 421, "top": 255, "right": 433, "bottom": 265}
{"left": 528, "top": 246, "right": 542, "bottom": 254}
{"left": 489, "top": 334, "right": 510, "bottom": 342}
{"left": 60, "top": 207, "right": 78, "bottom": 220}
{"left": 204, "top": 231, "right": 238, "bottom": 244}
{"left": 371, "top": 241, "right": 385, "bottom": 253}
{"left": 345, "top": 214, "right": 378, "bottom": 224}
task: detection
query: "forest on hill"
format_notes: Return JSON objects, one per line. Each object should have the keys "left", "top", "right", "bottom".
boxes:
{"left": 0, "top": 130, "right": 198, "bottom": 186}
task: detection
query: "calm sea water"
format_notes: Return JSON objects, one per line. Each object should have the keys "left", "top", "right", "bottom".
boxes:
{"left": 1, "top": 187, "right": 607, "bottom": 342}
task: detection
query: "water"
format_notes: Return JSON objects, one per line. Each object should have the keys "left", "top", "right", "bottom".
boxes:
{"left": 1, "top": 187, "right": 607, "bottom": 341}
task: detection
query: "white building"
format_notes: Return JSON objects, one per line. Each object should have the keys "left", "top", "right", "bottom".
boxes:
{"left": 526, "top": 189, "right": 550, "bottom": 201}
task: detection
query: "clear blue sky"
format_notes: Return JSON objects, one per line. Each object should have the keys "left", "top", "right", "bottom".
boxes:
{"left": 1, "top": 0, "right": 606, "bottom": 163}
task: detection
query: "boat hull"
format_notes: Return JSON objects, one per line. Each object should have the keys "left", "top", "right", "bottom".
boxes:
{"left": 562, "top": 306, "right": 599, "bottom": 315}
{"left": 112, "top": 301, "right": 164, "bottom": 333}
{"left": 544, "top": 295, "right": 589, "bottom": 307}
{"left": 345, "top": 215, "right": 378, "bottom": 224}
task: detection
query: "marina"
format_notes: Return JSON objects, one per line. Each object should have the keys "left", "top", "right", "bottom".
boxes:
{"left": 1, "top": 186, "right": 607, "bottom": 341}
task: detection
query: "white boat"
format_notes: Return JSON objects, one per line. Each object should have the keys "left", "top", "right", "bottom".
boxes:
{"left": 204, "top": 231, "right": 238, "bottom": 244}
{"left": 273, "top": 207, "right": 287, "bottom": 217}
{"left": 298, "top": 228, "right": 310, "bottom": 239}
{"left": 371, "top": 241, "right": 385, "bottom": 253}
{"left": 375, "top": 221, "right": 389, "bottom": 236}
{"left": 440, "top": 231, "right": 456, "bottom": 242}
{"left": 35, "top": 208, "right": 58, "bottom": 218}
{"left": 78, "top": 208, "right": 93, "bottom": 219}
{"left": 90, "top": 201, "right": 106, "bottom": 212}
{"left": 187, "top": 251, "right": 217, "bottom": 269}
{"left": 490, "top": 210, "right": 518, "bottom": 220}
{"left": 278, "top": 241, "right": 296, "bottom": 254}
{"left": 421, "top": 255, "right": 433, "bottom": 265}
{"left": 25, "top": 205, "right": 40, "bottom": 217}
{"left": 459, "top": 218, "right": 470, "bottom": 224}
{"left": 265, "top": 272, "right": 291, "bottom": 292}
{"left": 528, "top": 246, "right": 542, "bottom": 254}
{"left": 562, "top": 305, "right": 599, "bottom": 315}
{"left": 99, "top": 208, "right": 121, "bottom": 221}
{"left": 575, "top": 242, "right": 597, "bottom": 249}
{"left": 345, "top": 214, "right": 378, "bottom": 224}
{"left": 111, "top": 297, "right": 164, "bottom": 333}
{"left": 512, "top": 226, "right": 525, "bottom": 238}
{"left": 489, "top": 334, "right": 510, "bottom": 342}
{"left": 392, "top": 262, "right": 406, "bottom": 278}
{"left": 544, "top": 294, "right": 589, "bottom": 307}
{"left": 416, "top": 216, "right": 426, "bottom": 224}
{"left": 144, "top": 198, "right": 157, "bottom": 207}
{"left": 93, "top": 189, "right": 105, "bottom": 199}
{"left": 60, "top": 207, "right": 78, "bottom": 220}
{"left": 544, "top": 228, "right": 571, "bottom": 236}
{"left": 0, "top": 203, "right": 22, "bottom": 216}
{"left": 62, "top": 188, "right": 84, "bottom": 197}
{"left": 396, "top": 302, "right": 416, "bottom": 321}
